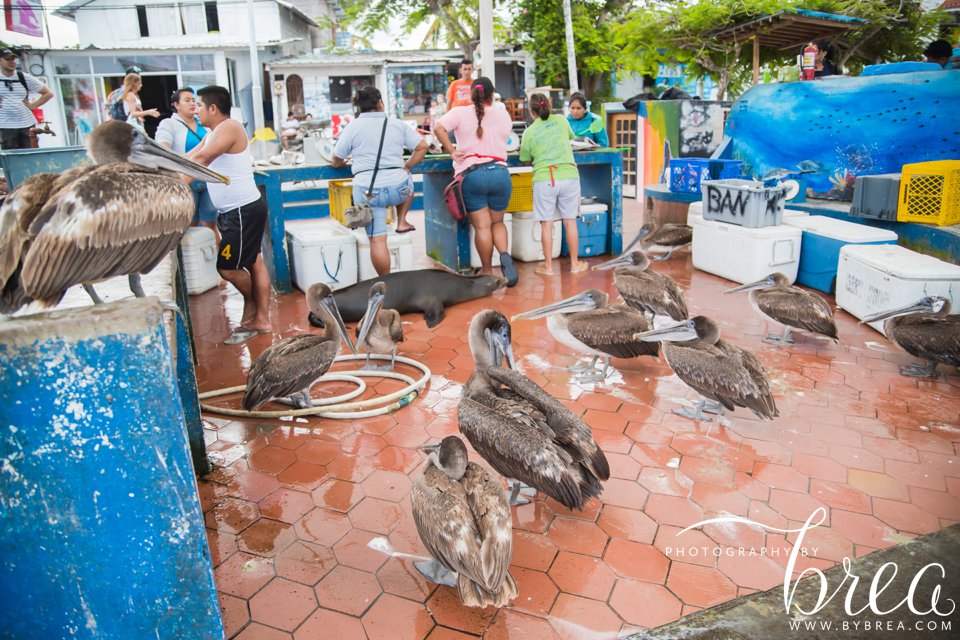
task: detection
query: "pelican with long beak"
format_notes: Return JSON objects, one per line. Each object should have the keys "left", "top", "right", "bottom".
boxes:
{"left": 593, "top": 251, "right": 688, "bottom": 321}
{"left": 622, "top": 223, "right": 692, "bottom": 261}
{"left": 634, "top": 316, "right": 778, "bottom": 421}
{"left": 411, "top": 435, "right": 518, "bottom": 607}
{"left": 513, "top": 289, "right": 658, "bottom": 382}
{"left": 725, "top": 272, "right": 838, "bottom": 345}
{"left": 355, "top": 281, "right": 404, "bottom": 370}
{"left": 242, "top": 283, "right": 357, "bottom": 410}
{"left": 860, "top": 296, "right": 960, "bottom": 377}
{"left": 0, "top": 120, "right": 227, "bottom": 312}
{"left": 459, "top": 310, "right": 610, "bottom": 509}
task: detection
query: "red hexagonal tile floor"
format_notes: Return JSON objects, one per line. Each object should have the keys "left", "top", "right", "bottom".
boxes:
{"left": 191, "top": 202, "right": 960, "bottom": 637}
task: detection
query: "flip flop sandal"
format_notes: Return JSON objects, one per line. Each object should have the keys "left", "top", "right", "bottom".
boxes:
{"left": 395, "top": 226, "right": 416, "bottom": 234}
{"left": 570, "top": 263, "right": 589, "bottom": 273}
{"left": 535, "top": 267, "right": 555, "bottom": 276}
{"left": 225, "top": 328, "right": 258, "bottom": 345}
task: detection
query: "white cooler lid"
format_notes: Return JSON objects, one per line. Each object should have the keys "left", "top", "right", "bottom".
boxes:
{"left": 513, "top": 210, "right": 535, "bottom": 220}
{"left": 783, "top": 215, "right": 897, "bottom": 243}
{"left": 840, "top": 244, "right": 960, "bottom": 281}
{"left": 581, "top": 203, "right": 608, "bottom": 214}
{"left": 689, "top": 213, "right": 802, "bottom": 238}
{"left": 181, "top": 226, "right": 215, "bottom": 248}
{"left": 286, "top": 218, "right": 357, "bottom": 247}
{"left": 351, "top": 228, "right": 418, "bottom": 248}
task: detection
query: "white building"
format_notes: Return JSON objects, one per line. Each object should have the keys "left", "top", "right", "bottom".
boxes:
{"left": 30, "top": 0, "right": 330, "bottom": 145}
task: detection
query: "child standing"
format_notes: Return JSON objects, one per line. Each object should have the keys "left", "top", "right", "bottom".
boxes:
{"left": 519, "top": 93, "right": 585, "bottom": 275}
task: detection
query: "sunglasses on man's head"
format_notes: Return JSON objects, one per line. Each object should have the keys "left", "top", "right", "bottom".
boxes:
{"left": 2, "top": 79, "right": 18, "bottom": 91}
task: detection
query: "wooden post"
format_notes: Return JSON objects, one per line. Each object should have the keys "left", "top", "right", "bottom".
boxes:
{"left": 753, "top": 36, "right": 760, "bottom": 85}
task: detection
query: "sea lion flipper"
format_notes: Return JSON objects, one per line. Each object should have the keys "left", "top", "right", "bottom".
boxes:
{"left": 423, "top": 297, "right": 444, "bottom": 328}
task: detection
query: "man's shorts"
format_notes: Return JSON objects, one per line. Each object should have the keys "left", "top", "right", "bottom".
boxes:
{"left": 216, "top": 195, "right": 268, "bottom": 270}
{"left": 352, "top": 176, "right": 414, "bottom": 238}
{"left": 533, "top": 179, "right": 581, "bottom": 222}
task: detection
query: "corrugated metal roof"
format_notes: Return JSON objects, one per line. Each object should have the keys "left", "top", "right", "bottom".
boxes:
{"left": 267, "top": 50, "right": 452, "bottom": 67}
{"left": 55, "top": 0, "right": 316, "bottom": 26}
{"left": 939, "top": 0, "right": 960, "bottom": 10}
{"left": 40, "top": 37, "right": 302, "bottom": 53}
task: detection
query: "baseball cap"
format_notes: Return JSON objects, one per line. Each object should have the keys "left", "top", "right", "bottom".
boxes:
{"left": 1, "top": 48, "right": 18, "bottom": 60}
{"left": 125, "top": 65, "right": 142, "bottom": 74}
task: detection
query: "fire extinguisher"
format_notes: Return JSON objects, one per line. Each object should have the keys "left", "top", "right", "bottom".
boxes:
{"left": 801, "top": 42, "right": 818, "bottom": 81}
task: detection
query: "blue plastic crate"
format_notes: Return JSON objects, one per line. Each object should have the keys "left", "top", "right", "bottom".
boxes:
{"left": 670, "top": 158, "right": 744, "bottom": 194}
{"left": 561, "top": 206, "right": 609, "bottom": 257}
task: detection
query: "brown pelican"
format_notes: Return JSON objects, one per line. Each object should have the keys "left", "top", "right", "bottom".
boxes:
{"left": 623, "top": 222, "right": 693, "bottom": 261}
{"left": 242, "top": 283, "right": 356, "bottom": 410}
{"left": 513, "top": 289, "right": 658, "bottom": 382}
{"left": 593, "top": 251, "right": 688, "bottom": 321}
{"left": 459, "top": 310, "right": 610, "bottom": 508}
{"left": 861, "top": 296, "right": 960, "bottom": 377}
{"left": 0, "top": 120, "right": 226, "bottom": 312}
{"left": 411, "top": 435, "right": 518, "bottom": 607}
{"left": 725, "top": 272, "right": 838, "bottom": 345}
{"left": 355, "top": 281, "right": 404, "bottom": 370}
{"left": 634, "top": 316, "right": 778, "bottom": 421}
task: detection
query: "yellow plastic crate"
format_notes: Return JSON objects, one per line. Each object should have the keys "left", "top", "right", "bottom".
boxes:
{"left": 505, "top": 172, "right": 533, "bottom": 213}
{"left": 897, "top": 160, "right": 960, "bottom": 226}
{"left": 327, "top": 179, "right": 395, "bottom": 225}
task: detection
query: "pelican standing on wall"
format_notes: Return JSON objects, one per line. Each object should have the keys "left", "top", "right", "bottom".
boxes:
{"left": 635, "top": 316, "right": 778, "bottom": 421}
{"left": 861, "top": 296, "right": 960, "bottom": 377}
{"left": 594, "top": 251, "right": 688, "bottom": 321}
{"left": 459, "top": 310, "right": 609, "bottom": 508}
{"left": 0, "top": 120, "right": 227, "bottom": 312}
{"left": 355, "top": 281, "right": 404, "bottom": 370}
{"left": 513, "top": 289, "right": 658, "bottom": 382}
{"left": 411, "top": 435, "right": 518, "bottom": 607}
{"left": 242, "top": 283, "right": 356, "bottom": 410}
{"left": 725, "top": 272, "right": 838, "bottom": 345}
{"left": 623, "top": 223, "right": 693, "bottom": 261}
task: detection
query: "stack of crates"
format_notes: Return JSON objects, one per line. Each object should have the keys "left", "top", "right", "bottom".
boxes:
{"left": 896, "top": 160, "right": 960, "bottom": 226}
{"left": 504, "top": 172, "right": 534, "bottom": 213}
{"left": 850, "top": 174, "right": 901, "bottom": 221}
{"left": 327, "top": 179, "right": 395, "bottom": 226}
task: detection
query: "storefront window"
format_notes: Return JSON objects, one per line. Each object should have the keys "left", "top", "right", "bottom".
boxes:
{"left": 59, "top": 77, "right": 99, "bottom": 146}
{"left": 53, "top": 57, "right": 91, "bottom": 76}
{"left": 396, "top": 72, "right": 444, "bottom": 115}
{"left": 182, "top": 73, "right": 217, "bottom": 92}
{"left": 180, "top": 54, "right": 215, "bottom": 72}
{"left": 329, "top": 76, "right": 373, "bottom": 104}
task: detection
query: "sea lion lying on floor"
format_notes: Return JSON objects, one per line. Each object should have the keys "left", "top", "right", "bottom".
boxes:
{"left": 308, "top": 269, "right": 508, "bottom": 329}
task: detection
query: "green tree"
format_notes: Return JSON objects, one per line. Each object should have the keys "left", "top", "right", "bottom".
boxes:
{"left": 511, "top": 0, "right": 629, "bottom": 101}
{"left": 614, "top": 0, "right": 946, "bottom": 100}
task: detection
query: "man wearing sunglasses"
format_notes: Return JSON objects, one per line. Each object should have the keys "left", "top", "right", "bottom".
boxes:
{"left": 0, "top": 48, "right": 53, "bottom": 150}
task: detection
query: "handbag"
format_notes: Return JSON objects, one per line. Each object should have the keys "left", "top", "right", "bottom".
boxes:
{"left": 344, "top": 118, "right": 389, "bottom": 230}
{"left": 443, "top": 154, "right": 507, "bottom": 222}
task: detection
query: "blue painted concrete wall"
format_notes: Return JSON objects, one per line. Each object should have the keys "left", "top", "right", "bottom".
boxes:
{"left": 726, "top": 71, "right": 960, "bottom": 197}
{"left": 0, "top": 299, "right": 222, "bottom": 639}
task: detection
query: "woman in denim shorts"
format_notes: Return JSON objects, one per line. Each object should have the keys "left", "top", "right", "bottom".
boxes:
{"left": 333, "top": 86, "right": 428, "bottom": 276}
{"left": 434, "top": 77, "right": 518, "bottom": 286}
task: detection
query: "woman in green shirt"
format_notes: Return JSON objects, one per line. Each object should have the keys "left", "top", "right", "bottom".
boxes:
{"left": 519, "top": 93, "right": 585, "bottom": 275}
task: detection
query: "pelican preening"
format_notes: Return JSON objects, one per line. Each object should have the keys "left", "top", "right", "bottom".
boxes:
{"left": 725, "top": 272, "right": 838, "bottom": 345}
{"left": 594, "top": 251, "right": 688, "bottom": 321}
{"left": 459, "top": 310, "right": 609, "bottom": 509}
{"left": 411, "top": 435, "right": 518, "bottom": 607}
{"left": 355, "top": 281, "right": 404, "bottom": 370}
{"left": 634, "top": 316, "right": 778, "bottom": 421}
{"left": 861, "top": 296, "right": 960, "bottom": 378}
{"left": 513, "top": 289, "right": 658, "bottom": 382}
{"left": 0, "top": 120, "right": 227, "bottom": 313}
{"left": 623, "top": 223, "right": 693, "bottom": 261}
{"left": 242, "top": 284, "right": 356, "bottom": 410}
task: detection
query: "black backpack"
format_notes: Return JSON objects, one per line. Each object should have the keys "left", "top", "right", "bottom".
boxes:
{"left": 107, "top": 88, "right": 126, "bottom": 121}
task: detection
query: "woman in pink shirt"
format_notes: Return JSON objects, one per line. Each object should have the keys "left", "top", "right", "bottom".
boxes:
{"left": 434, "top": 77, "right": 517, "bottom": 286}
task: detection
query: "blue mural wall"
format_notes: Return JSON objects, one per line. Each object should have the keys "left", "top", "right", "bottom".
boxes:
{"left": 726, "top": 70, "right": 960, "bottom": 199}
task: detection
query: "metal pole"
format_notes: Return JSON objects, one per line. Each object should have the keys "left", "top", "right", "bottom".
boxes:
{"left": 246, "top": 0, "right": 265, "bottom": 134}
{"left": 753, "top": 36, "right": 760, "bottom": 85}
{"left": 563, "top": 0, "right": 579, "bottom": 92}
{"left": 479, "top": 0, "right": 495, "bottom": 80}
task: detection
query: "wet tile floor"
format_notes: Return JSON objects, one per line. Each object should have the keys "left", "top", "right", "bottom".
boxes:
{"left": 191, "top": 200, "right": 960, "bottom": 639}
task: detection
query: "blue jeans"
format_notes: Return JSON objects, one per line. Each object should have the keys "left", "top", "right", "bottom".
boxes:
{"left": 462, "top": 163, "right": 512, "bottom": 213}
{"left": 352, "top": 176, "right": 414, "bottom": 237}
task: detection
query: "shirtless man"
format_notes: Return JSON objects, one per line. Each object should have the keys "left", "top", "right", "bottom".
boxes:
{"left": 188, "top": 85, "right": 273, "bottom": 344}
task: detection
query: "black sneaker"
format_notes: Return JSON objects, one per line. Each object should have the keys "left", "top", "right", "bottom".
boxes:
{"left": 500, "top": 253, "right": 518, "bottom": 287}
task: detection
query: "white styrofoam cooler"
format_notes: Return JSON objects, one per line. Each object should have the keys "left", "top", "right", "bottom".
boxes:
{"left": 687, "top": 201, "right": 808, "bottom": 223}
{"left": 180, "top": 226, "right": 220, "bottom": 294}
{"left": 782, "top": 215, "right": 898, "bottom": 243}
{"left": 286, "top": 218, "right": 359, "bottom": 292}
{"left": 470, "top": 213, "right": 513, "bottom": 268}
{"left": 511, "top": 211, "right": 561, "bottom": 262}
{"left": 352, "top": 228, "right": 415, "bottom": 281}
{"left": 690, "top": 213, "right": 802, "bottom": 284}
{"left": 837, "top": 244, "right": 960, "bottom": 334}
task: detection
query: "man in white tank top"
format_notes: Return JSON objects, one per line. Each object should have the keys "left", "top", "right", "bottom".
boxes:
{"left": 187, "top": 85, "right": 272, "bottom": 344}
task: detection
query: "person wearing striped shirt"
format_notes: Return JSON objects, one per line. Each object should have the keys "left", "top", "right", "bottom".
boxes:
{"left": 0, "top": 48, "right": 53, "bottom": 150}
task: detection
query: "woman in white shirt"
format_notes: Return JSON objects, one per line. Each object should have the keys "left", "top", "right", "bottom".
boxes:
{"left": 156, "top": 88, "right": 217, "bottom": 237}
{"left": 121, "top": 72, "right": 159, "bottom": 127}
